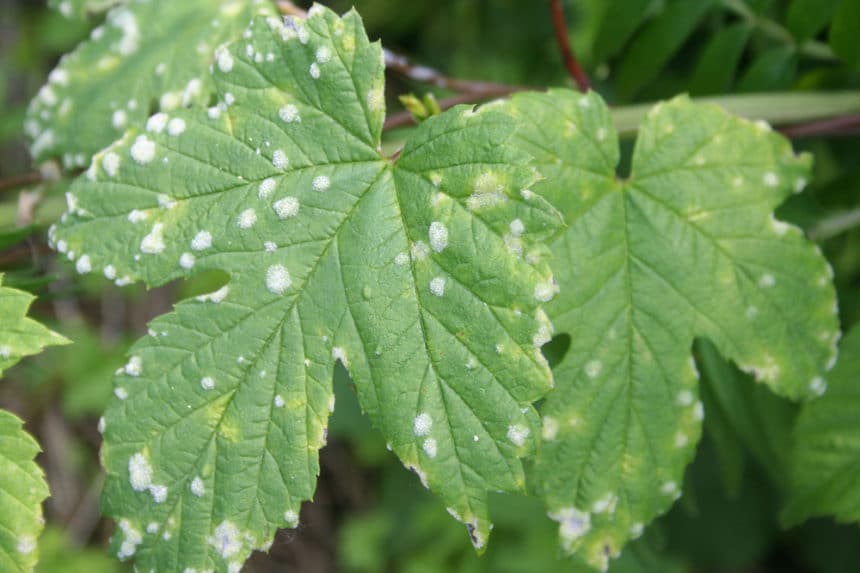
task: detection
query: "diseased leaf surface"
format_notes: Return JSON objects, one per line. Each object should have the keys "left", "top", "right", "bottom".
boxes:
{"left": 27, "top": 0, "right": 274, "bottom": 167}
{"left": 784, "top": 326, "right": 860, "bottom": 526}
{"left": 48, "top": 0, "right": 117, "bottom": 20}
{"left": 0, "top": 275, "right": 69, "bottom": 376}
{"left": 51, "top": 7, "right": 560, "bottom": 572}
{"left": 0, "top": 410, "right": 50, "bottom": 573}
{"left": 506, "top": 90, "right": 838, "bottom": 570}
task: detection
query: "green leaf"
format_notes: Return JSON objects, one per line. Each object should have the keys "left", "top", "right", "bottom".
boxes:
{"left": 0, "top": 409, "right": 50, "bottom": 573}
{"left": 506, "top": 89, "right": 838, "bottom": 570}
{"left": 784, "top": 326, "right": 860, "bottom": 526}
{"left": 612, "top": 0, "right": 717, "bottom": 99}
{"left": 26, "top": 0, "right": 275, "bottom": 167}
{"left": 689, "top": 23, "right": 752, "bottom": 96}
{"left": 591, "top": 0, "right": 656, "bottom": 64}
{"left": 830, "top": 0, "right": 860, "bottom": 67}
{"left": 35, "top": 526, "right": 123, "bottom": 573}
{"left": 786, "top": 0, "right": 840, "bottom": 42}
{"left": 737, "top": 46, "right": 798, "bottom": 93}
{"left": 50, "top": 6, "right": 560, "bottom": 571}
{"left": 48, "top": 0, "right": 117, "bottom": 20}
{"left": 0, "top": 275, "right": 69, "bottom": 376}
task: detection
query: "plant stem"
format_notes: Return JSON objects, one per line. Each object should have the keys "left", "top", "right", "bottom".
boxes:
{"left": 548, "top": 0, "right": 591, "bottom": 92}
{"left": 0, "top": 172, "right": 42, "bottom": 194}
{"left": 810, "top": 207, "right": 860, "bottom": 241}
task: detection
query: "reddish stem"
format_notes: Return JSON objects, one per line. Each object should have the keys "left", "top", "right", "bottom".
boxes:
{"left": 549, "top": 0, "right": 591, "bottom": 92}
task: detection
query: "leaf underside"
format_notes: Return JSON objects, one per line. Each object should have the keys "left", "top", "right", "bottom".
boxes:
{"left": 506, "top": 89, "right": 839, "bottom": 570}
{"left": 784, "top": 326, "right": 860, "bottom": 526}
{"left": 51, "top": 6, "right": 560, "bottom": 572}
{"left": 0, "top": 411, "right": 50, "bottom": 573}
{"left": 28, "top": 0, "right": 275, "bottom": 167}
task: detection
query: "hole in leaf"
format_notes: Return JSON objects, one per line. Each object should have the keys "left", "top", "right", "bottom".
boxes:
{"left": 176, "top": 269, "right": 229, "bottom": 301}
{"left": 541, "top": 333, "right": 571, "bottom": 369}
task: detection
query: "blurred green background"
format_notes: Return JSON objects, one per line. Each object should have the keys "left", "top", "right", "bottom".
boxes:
{"left": 1, "top": 0, "right": 860, "bottom": 571}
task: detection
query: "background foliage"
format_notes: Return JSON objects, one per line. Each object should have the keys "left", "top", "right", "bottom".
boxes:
{"left": 1, "top": 0, "right": 859, "bottom": 571}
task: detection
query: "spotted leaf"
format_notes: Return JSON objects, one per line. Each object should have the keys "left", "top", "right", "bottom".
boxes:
{"left": 48, "top": 0, "right": 117, "bottom": 20}
{"left": 506, "top": 90, "right": 838, "bottom": 570}
{"left": 0, "top": 410, "right": 50, "bottom": 573}
{"left": 784, "top": 326, "right": 860, "bottom": 526}
{"left": 27, "top": 0, "right": 275, "bottom": 168}
{"left": 50, "top": 6, "right": 560, "bottom": 571}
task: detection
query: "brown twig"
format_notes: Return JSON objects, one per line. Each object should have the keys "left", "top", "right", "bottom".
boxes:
{"left": 549, "top": 0, "right": 590, "bottom": 92}
{"left": 778, "top": 113, "right": 860, "bottom": 138}
{"left": 0, "top": 171, "right": 42, "bottom": 194}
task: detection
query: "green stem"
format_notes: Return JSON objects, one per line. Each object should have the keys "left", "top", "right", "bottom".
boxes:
{"left": 611, "top": 91, "right": 860, "bottom": 137}
{"left": 810, "top": 207, "right": 860, "bottom": 241}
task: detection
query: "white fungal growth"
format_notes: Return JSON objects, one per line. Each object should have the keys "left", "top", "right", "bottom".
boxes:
{"left": 279, "top": 104, "right": 300, "bottom": 123}
{"left": 167, "top": 117, "right": 186, "bottom": 136}
{"left": 124, "top": 356, "right": 142, "bottom": 376}
{"left": 191, "top": 476, "right": 206, "bottom": 497}
{"left": 258, "top": 177, "right": 277, "bottom": 199}
{"left": 146, "top": 113, "right": 168, "bottom": 133}
{"left": 534, "top": 278, "right": 559, "bottom": 302}
{"left": 76, "top": 254, "right": 92, "bottom": 274}
{"left": 146, "top": 522, "right": 158, "bottom": 534}
{"left": 200, "top": 376, "right": 215, "bottom": 390}
{"left": 429, "top": 277, "right": 445, "bottom": 297}
{"left": 17, "top": 535, "right": 35, "bottom": 555}
{"left": 266, "top": 264, "right": 292, "bottom": 294}
{"left": 422, "top": 438, "right": 438, "bottom": 458}
{"left": 210, "top": 521, "right": 242, "bottom": 559}
{"left": 237, "top": 208, "right": 257, "bottom": 229}
{"left": 312, "top": 175, "right": 330, "bottom": 191}
{"left": 128, "top": 452, "right": 153, "bottom": 491}
{"left": 413, "top": 412, "right": 432, "bottom": 436}
{"left": 315, "top": 46, "right": 332, "bottom": 63}
{"left": 98, "top": 416, "right": 106, "bottom": 434}
{"left": 273, "top": 196, "right": 299, "bottom": 219}
{"left": 809, "top": 376, "right": 827, "bottom": 396}
{"left": 191, "top": 230, "right": 212, "bottom": 251}
{"left": 676, "top": 389, "right": 694, "bottom": 407}
{"left": 274, "top": 395, "right": 285, "bottom": 408}
{"left": 332, "top": 346, "right": 348, "bottom": 366}
{"left": 117, "top": 519, "right": 142, "bottom": 559}
{"left": 763, "top": 172, "right": 779, "bottom": 188}
{"left": 264, "top": 241, "right": 277, "bottom": 252}
{"left": 507, "top": 424, "right": 530, "bottom": 446}
{"left": 411, "top": 241, "right": 429, "bottom": 261}
{"left": 675, "top": 432, "right": 689, "bottom": 448}
{"left": 693, "top": 401, "right": 705, "bottom": 421}
{"left": 284, "top": 510, "right": 299, "bottom": 528}
{"left": 542, "top": 416, "right": 559, "bottom": 441}
{"left": 394, "top": 252, "right": 409, "bottom": 265}
{"left": 309, "top": 62, "right": 321, "bottom": 79}
{"left": 509, "top": 219, "right": 525, "bottom": 236}
{"left": 112, "top": 109, "right": 127, "bottom": 129}
{"left": 549, "top": 507, "right": 591, "bottom": 548}
{"left": 660, "top": 481, "right": 679, "bottom": 496}
{"left": 130, "top": 135, "right": 156, "bottom": 164}
{"left": 127, "top": 209, "right": 146, "bottom": 223}
{"left": 217, "top": 48, "right": 234, "bottom": 72}
{"left": 150, "top": 484, "right": 168, "bottom": 503}
{"left": 584, "top": 360, "right": 602, "bottom": 379}
{"left": 794, "top": 178, "right": 807, "bottom": 193}
{"left": 272, "top": 149, "right": 289, "bottom": 169}
{"left": 630, "top": 522, "right": 644, "bottom": 539}
{"left": 759, "top": 273, "right": 776, "bottom": 288}
{"left": 179, "top": 252, "right": 195, "bottom": 269}
{"left": 140, "top": 223, "right": 166, "bottom": 254}
{"left": 592, "top": 493, "right": 618, "bottom": 513}
{"left": 157, "top": 193, "right": 176, "bottom": 209}
{"left": 429, "top": 221, "right": 448, "bottom": 252}
{"left": 115, "top": 387, "right": 128, "bottom": 400}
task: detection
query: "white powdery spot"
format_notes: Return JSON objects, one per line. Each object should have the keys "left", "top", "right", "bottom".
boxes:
{"left": 17, "top": 535, "right": 35, "bottom": 555}
{"left": 98, "top": 416, "right": 106, "bottom": 434}
{"left": 315, "top": 46, "right": 332, "bottom": 63}
{"left": 274, "top": 395, "right": 285, "bottom": 408}
{"left": 210, "top": 521, "right": 242, "bottom": 559}
{"left": 794, "top": 177, "right": 807, "bottom": 193}
{"left": 259, "top": 177, "right": 277, "bottom": 199}
{"left": 217, "top": 48, "right": 234, "bottom": 72}
{"left": 272, "top": 149, "right": 289, "bottom": 169}
{"left": 630, "top": 522, "right": 644, "bottom": 539}
{"left": 112, "top": 109, "right": 127, "bottom": 130}
{"left": 509, "top": 218, "right": 525, "bottom": 236}
{"left": 411, "top": 241, "right": 429, "bottom": 261}
{"left": 115, "top": 387, "right": 128, "bottom": 400}
{"left": 264, "top": 241, "right": 277, "bottom": 252}
{"left": 676, "top": 389, "right": 694, "bottom": 407}
{"left": 128, "top": 452, "right": 152, "bottom": 491}
{"left": 146, "top": 113, "right": 169, "bottom": 134}
{"left": 117, "top": 519, "right": 142, "bottom": 559}
{"left": 158, "top": 193, "right": 177, "bottom": 209}
{"left": 429, "top": 277, "right": 445, "bottom": 297}
{"left": 809, "top": 376, "right": 827, "bottom": 396}
{"left": 146, "top": 522, "right": 158, "bottom": 534}
{"left": 507, "top": 424, "right": 529, "bottom": 447}
{"left": 191, "top": 476, "right": 205, "bottom": 497}
{"left": 76, "top": 254, "right": 92, "bottom": 274}
{"left": 660, "top": 481, "right": 679, "bottom": 496}
{"left": 140, "top": 223, "right": 166, "bottom": 254}
{"left": 273, "top": 196, "right": 299, "bottom": 219}
{"left": 693, "top": 401, "right": 704, "bottom": 421}
{"left": 128, "top": 209, "right": 146, "bottom": 223}
{"left": 196, "top": 285, "right": 229, "bottom": 303}
{"left": 413, "top": 412, "right": 432, "bottom": 436}
{"left": 284, "top": 510, "right": 299, "bottom": 528}
{"left": 266, "top": 264, "right": 291, "bottom": 294}
{"left": 279, "top": 104, "right": 300, "bottom": 123}
{"left": 592, "top": 493, "right": 618, "bottom": 514}
{"left": 200, "top": 376, "right": 215, "bottom": 390}
{"left": 429, "top": 221, "right": 448, "bottom": 252}
{"left": 584, "top": 360, "right": 602, "bottom": 379}
{"left": 534, "top": 278, "right": 559, "bottom": 302}
{"left": 675, "top": 432, "right": 689, "bottom": 448}
{"left": 130, "top": 135, "right": 156, "bottom": 165}
{"left": 167, "top": 118, "right": 186, "bottom": 136}
{"left": 394, "top": 252, "right": 409, "bottom": 265}
{"left": 237, "top": 208, "right": 257, "bottom": 229}
{"left": 332, "top": 346, "right": 348, "bottom": 366}
{"left": 191, "top": 230, "right": 213, "bottom": 251}
{"left": 549, "top": 507, "right": 591, "bottom": 547}
{"left": 124, "top": 355, "right": 142, "bottom": 376}
{"left": 422, "top": 438, "right": 438, "bottom": 458}
{"left": 542, "top": 416, "right": 559, "bottom": 441}
{"left": 763, "top": 172, "right": 779, "bottom": 188}
{"left": 759, "top": 273, "right": 776, "bottom": 288}
{"left": 312, "top": 175, "right": 330, "bottom": 192}
{"left": 309, "top": 62, "right": 321, "bottom": 79}
{"left": 149, "top": 484, "right": 168, "bottom": 503}
{"left": 179, "top": 252, "right": 195, "bottom": 269}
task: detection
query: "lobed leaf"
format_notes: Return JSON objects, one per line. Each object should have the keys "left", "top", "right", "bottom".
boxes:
{"left": 0, "top": 410, "right": 50, "bottom": 573}
{"left": 505, "top": 89, "right": 838, "bottom": 570}
{"left": 27, "top": 0, "right": 275, "bottom": 168}
{"left": 50, "top": 6, "right": 561, "bottom": 571}
{"left": 784, "top": 326, "right": 860, "bottom": 525}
